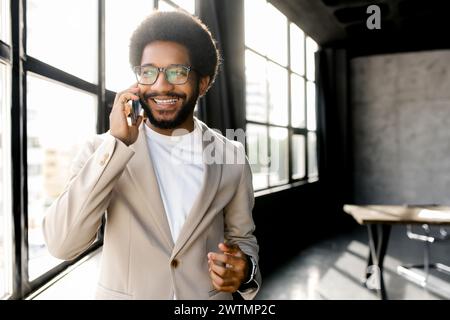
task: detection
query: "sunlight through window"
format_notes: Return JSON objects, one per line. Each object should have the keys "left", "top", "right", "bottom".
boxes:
{"left": 26, "top": 74, "right": 97, "bottom": 281}
{"left": 245, "top": 0, "right": 319, "bottom": 189}
{"left": 0, "top": 61, "right": 12, "bottom": 299}
{"left": 27, "top": 0, "right": 98, "bottom": 83}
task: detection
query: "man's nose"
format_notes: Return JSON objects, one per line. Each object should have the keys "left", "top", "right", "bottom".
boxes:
{"left": 150, "top": 71, "right": 175, "bottom": 92}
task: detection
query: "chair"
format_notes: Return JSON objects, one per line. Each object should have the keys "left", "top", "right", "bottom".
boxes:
{"left": 397, "top": 223, "right": 450, "bottom": 286}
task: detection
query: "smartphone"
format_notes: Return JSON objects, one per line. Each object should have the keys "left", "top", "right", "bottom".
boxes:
{"left": 130, "top": 99, "right": 142, "bottom": 125}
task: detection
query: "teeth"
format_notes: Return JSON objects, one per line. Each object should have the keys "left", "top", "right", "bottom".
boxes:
{"left": 153, "top": 98, "right": 178, "bottom": 104}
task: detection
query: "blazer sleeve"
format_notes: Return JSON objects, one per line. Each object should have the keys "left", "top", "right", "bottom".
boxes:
{"left": 42, "top": 132, "right": 135, "bottom": 260}
{"left": 223, "top": 143, "right": 262, "bottom": 300}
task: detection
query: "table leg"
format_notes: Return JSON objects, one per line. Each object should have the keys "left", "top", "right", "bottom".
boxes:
{"left": 365, "top": 224, "right": 391, "bottom": 300}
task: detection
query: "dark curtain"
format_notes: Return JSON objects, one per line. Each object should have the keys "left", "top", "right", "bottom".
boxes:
{"left": 196, "top": 0, "right": 246, "bottom": 134}
{"left": 197, "top": 4, "right": 247, "bottom": 299}
{"left": 316, "top": 48, "right": 355, "bottom": 228}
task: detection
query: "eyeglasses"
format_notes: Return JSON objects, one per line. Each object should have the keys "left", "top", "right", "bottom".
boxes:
{"left": 133, "top": 64, "right": 192, "bottom": 85}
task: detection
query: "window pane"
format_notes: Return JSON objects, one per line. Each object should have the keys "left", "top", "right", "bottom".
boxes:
{"left": 292, "top": 134, "right": 305, "bottom": 180}
{"left": 244, "top": 0, "right": 267, "bottom": 55}
{"left": 306, "top": 81, "right": 316, "bottom": 131}
{"left": 27, "top": 0, "right": 98, "bottom": 83}
{"left": 269, "top": 127, "right": 288, "bottom": 186}
{"left": 268, "top": 62, "right": 288, "bottom": 126}
{"left": 0, "top": 62, "right": 12, "bottom": 299}
{"left": 168, "top": 0, "right": 196, "bottom": 14}
{"left": 246, "top": 124, "right": 268, "bottom": 190}
{"left": 290, "top": 23, "right": 304, "bottom": 75}
{"left": 245, "top": 50, "right": 267, "bottom": 123}
{"left": 158, "top": 0, "right": 176, "bottom": 12}
{"left": 306, "top": 36, "right": 318, "bottom": 81}
{"left": 266, "top": 4, "right": 287, "bottom": 66}
{"left": 106, "top": 0, "right": 154, "bottom": 92}
{"left": 291, "top": 73, "right": 305, "bottom": 128}
{"left": 0, "top": 0, "right": 10, "bottom": 45}
{"left": 27, "top": 74, "right": 97, "bottom": 281}
{"left": 308, "top": 132, "right": 318, "bottom": 177}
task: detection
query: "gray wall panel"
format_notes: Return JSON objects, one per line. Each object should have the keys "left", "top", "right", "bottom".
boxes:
{"left": 351, "top": 50, "right": 450, "bottom": 205}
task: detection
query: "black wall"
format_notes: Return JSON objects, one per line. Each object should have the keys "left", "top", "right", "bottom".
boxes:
{"left": 253, "top": 182, "right": 357, "bottom": 276}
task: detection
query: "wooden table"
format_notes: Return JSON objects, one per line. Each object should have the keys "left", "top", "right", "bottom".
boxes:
{"left": 343, "top": 204, "right": 450, "bottom": 300}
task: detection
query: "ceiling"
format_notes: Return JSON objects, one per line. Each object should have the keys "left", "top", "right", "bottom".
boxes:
{"left": 269, "top": 0, "right": 450, "bottom": 56}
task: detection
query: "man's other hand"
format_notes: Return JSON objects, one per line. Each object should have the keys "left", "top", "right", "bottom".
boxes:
{"left": 207, "top": 242, "right": 249, "bottom": 293}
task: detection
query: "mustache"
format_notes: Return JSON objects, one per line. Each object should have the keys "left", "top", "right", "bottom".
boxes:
{"left": 143, "top": 92, "right": 186, "bottom": 99}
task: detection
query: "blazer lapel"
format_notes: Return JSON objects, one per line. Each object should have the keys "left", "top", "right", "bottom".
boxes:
{"left": 127, "top": 123, "right": 174, "bottom": 250}
{"left": 171, "top": 120, "right": 223, "bottom": 258}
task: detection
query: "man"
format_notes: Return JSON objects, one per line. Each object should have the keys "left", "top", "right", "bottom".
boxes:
{"left": 43, "top": 10, "right": 260, "bottom": 300}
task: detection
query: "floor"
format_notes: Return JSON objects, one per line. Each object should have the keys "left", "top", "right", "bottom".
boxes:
{"left": 31, "top": 224, "right": 450, "bottom": 300}
{"left": 256, "top": 225, "right": 450, "bottom": 300}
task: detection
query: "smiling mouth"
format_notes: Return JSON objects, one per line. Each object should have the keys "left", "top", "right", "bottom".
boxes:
{"left": 149, "top": 96, "right": 180, "bottom": 106}
{"left": 153, "top": 97, "right": 178, "bottom": 104}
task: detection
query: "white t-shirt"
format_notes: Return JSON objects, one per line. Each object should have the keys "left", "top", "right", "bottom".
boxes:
{"left": 143, "top": 119, "right": 205, "bottom": 244}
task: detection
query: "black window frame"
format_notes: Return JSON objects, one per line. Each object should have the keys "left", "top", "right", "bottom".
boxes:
{"left": 244, "top": 1, "right": 319, "bottom": 192}
{"left": 8, "top": 0, "right": 107, "bottom": 300}
{"left": 5, "top": 0, "right": 199, "bottom": 301}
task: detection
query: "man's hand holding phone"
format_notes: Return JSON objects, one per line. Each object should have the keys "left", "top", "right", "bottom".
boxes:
{"left": 110, "top": 84, "right": 145, "bottom": 146}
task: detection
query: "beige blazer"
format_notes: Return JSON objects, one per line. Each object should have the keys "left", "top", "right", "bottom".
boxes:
{"left": 43, "top": 117, "right": 261, "bottom": 300}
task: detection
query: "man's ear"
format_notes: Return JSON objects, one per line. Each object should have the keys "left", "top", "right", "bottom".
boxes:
{"left": 198, "top": 76, "right": 211, "bottom": 98}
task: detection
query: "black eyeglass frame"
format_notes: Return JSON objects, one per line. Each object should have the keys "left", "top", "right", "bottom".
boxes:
{"left": 132, "top": 64, "right": 193, "bottom": 85}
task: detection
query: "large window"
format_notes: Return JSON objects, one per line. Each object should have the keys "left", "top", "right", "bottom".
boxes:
{"left": 1, "top": 0, "right": 198, "bottom": 300}
{"left": 24, "top": 0, "right": 100, "bottom": 285}
{"left": 158, "top": 0, "right": 195, "bottom": 14}
{"left": 27, "top": 0, "right": 98, "bottom": 83}
{"left": 26, "top": 75, "right": 97, "bottom": 281}
{"left": 0, "top": 61, "right": 13, "bottom": 300}
{"left": 0, "top": 0, "right": 12, "bottom": 300}
{"left": 244, "top": 0, "right": 319, "bottom": 190}
{"left": 1, "top": 0, "right": 10, "bottom": 44}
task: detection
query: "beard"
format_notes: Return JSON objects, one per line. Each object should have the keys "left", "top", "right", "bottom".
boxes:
{"left": 140, "top": 82, "right": 200, "bottom": 130}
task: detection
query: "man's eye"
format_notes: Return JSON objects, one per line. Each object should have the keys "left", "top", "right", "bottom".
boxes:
{"left": 144, "top": 70, "right": 156, "bottom": 76}
{"left": 174, "top": 69, "right": 186, "bottom": 76}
